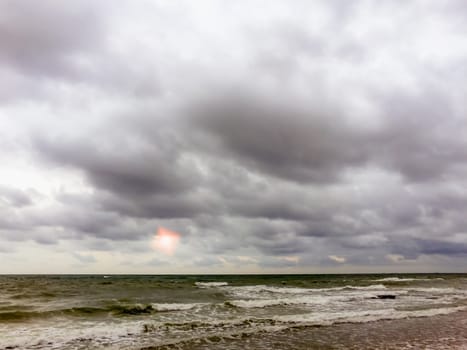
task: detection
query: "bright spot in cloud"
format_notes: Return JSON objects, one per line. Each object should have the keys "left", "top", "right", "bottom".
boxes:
{"left": 328, "top": 255, "right": 346, "bottom": 263}
{"left": 152, "top": 227, "right": 180, "bottom": 255}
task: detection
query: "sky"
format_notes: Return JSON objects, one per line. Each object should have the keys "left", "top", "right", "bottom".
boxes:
{"left": 1, "top": 0, "right": 467, "bottom": 274}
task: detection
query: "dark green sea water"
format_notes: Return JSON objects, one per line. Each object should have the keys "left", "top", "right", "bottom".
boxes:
{"left": 1, "top": 274, "right": 467, "bottom": 349}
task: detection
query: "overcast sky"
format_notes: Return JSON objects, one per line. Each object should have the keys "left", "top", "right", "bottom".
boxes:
{"left": 1, "top": 0, "right": 467, "bottom": 274}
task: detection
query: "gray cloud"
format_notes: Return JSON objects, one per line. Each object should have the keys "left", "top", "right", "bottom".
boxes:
{"left": 1, "top": 0, "right": 467, "bottom": 272}
{"left": 188, "top": 93, "right": 367, "bottom": 184}
{"left": 417, "top": 239, "right": 467, "bottom": 256}
{"left": 0, "top": 0, "right": 106, "bottom": 77}
{"left": 0, "top": 185, "right": 33, "bottom": 207}
{"left": 390, "top": 238, "right": 467, "bottom": 259}
{"left": 34, "top": 136, "right": 195, "bottom": 197}
{"left": 187, "top": 84, "right": 466, "bottom": 185}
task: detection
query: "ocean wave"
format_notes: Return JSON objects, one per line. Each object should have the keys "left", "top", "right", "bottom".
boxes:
{"left": 225, "top": 292, "right": 386, "bottom": 309}
{"left": 234, "top": 285, "right": 315, "bottom": 295}
{"left": 141, "top": 306, "right": 467, "bottom": 349}
{"left": 111, "top": 304, "right": 155, "bottom": 315}
{"left": 226, "top": 298, "right": 308, "bottom": 308}
{"left": 274, "top": 306, "right": 467, "bottom": 325}
{"left": 318, "top": 284, "right": 388, "bottom": 291}
{"left": 152, "top": 302, "right": 207, "bottom": 311}
{"left": 224, "top": 284, "right": 388, "bottom": 299}
{"left": 195, "top": 282, "right": 229, "bottom": 288}
{"left": 222, "top": 285, "right": 310, "bottom": 298}
{"left": 0, "top": 310, "right": 43, "bottom": 322}
{"left": 0, "top": 306, "right": 110, "bottom": 322}
{"left": 142, "top": 316, "right": 282, "bottom": 333}
{"left": 406, "top": 287, "right": 461, "bottom": 294}
{"left": 374, "top": 277, "right": 444, "bottom": 282}
{"left": 0, "top": 303, "right": 160, "bottom": 321}
{"left": 374, "top": 277, "right": 421, "bottom": 282}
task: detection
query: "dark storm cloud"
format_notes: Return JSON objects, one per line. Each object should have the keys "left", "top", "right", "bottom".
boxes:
{"left": 38, "top": 208, "right": 120, "bottom": 238}
{"left": 187, "top": 84, "right": 466, "bottom": 186}
{"left": 96, "top": 191, "right": 214, "bottom": 219}
{"left": 417, "top": 239, "right": 467, "bottom": 256}
{"left": 255, "top": 237, "right": 308, "bottom": 256}
{"left": 29, "top": 92, "right": 467, "bottom": 262}
{"left": 186, "top": 215, "right": 314, "bottom": 257}
{"left": 32, "top": 134, "right": 218, "bottom": 221}
{"left": 0, "top": 190, "right": 146, "bottom": 243}
{"left": 27, "top": 84, "right": 467, "bottom": 267}
{"left": 388, "top": 238, "right": 467, "bottom": 259}
{"left": 34, "top": 137, "right": 195, "bottom": 198}
{"left": 189, "top": 93, "right": 367, "bottom": 184}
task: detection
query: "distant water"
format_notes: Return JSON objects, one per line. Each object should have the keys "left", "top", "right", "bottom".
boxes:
{"left": 1, "top": 274, "right": 467, "bottom": 349}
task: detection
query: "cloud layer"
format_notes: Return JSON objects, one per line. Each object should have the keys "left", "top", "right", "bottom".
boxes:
{"left": 1, "top": 0, "right": 467, "bottom": 273}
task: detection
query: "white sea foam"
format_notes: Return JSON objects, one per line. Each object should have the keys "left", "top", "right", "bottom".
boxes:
{"left": 245, "top": 284, "right": 388, "bottom": 294}
{"left": 0, "top": 319, "right": 144, "bottom": 350}
{"left": 224, "top": 284, "right": 388, "bottom": 300}
{"left": 253, "top": 286, "right": 314, "bottom": 294}
{"left": 224, "top": 285, "right": 311, "bottom": 298}
{"left": 407, "top": 287, "right": 460, "bottom": 294}
{"left": 195, "top": 282, "right": 228, "bottom": 288}
{"left": 274, "top": 306, "right": 467, "bottom": 325}
{"left": 229, "top": 297, "right": 315, "bottom": 308}
{"left": 374, "top": 277, "right": 444, "bottom": 282}
{"left": 374, "top": 277, "right": 419, "bottom": 282}
{"left": 318, "top": 284, "right": 388, "bottom": 291}
{"left": 228, "top": 298, "right": 301, "bottom": 308}
{"left": 227, "top": 292, "right": 384, "bottom": 309}
{"left": 152, "top": 302, "right": 206, "bottom": 311}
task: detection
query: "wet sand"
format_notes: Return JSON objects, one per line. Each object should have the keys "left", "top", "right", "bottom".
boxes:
{"left": 148, "top": 310, "right": 467, "bottom": 350}
{"left": 279, "top": 310, "right": 467, "bottom": 350}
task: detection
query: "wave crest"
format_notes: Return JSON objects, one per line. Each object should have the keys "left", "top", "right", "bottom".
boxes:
{"left": 195, "top": 282, "right": 229, "bottom": 288}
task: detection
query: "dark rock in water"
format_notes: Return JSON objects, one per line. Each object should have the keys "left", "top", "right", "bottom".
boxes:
{"left": 376, "top": 294, "right": 396, "bottom": 299}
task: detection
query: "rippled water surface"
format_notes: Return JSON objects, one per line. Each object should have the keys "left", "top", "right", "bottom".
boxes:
{"left": 1, "top": 274, "right": 467, "bottom": 349}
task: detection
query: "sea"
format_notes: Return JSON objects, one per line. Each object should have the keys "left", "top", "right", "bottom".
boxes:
{"left": 1, "top": 274, "right": 467, "bottom": 349}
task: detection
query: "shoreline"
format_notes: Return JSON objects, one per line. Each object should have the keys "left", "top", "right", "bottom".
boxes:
{"left": 144, "top": 310, "right": 467, "bottom": 350}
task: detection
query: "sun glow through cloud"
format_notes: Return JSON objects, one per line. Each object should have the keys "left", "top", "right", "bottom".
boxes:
{"left": 152, "top": 227, "right": 180, "bottom": 255}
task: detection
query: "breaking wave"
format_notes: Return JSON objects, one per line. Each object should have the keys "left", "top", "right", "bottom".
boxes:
{"left": 195, "top": 281, "right": 229, "bottom": 288}
{"left": 374, "top": 277, "right": 444, "bottom": 282}
{"left": 152, "top": 303, "right": 207, "bottom": 312}
{"left": 0, "top": 302, "right": 195, "bottom": 321}
{"left": 142, "top": 306, "right": 467, "bottom": 349}
{"left": 274, "top": 306, "right": 467, "bottom": 325}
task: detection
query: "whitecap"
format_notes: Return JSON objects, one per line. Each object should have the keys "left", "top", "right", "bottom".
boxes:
{"left": 226, "top": 293, "right": 380, "bottom": 309}
{"left": 152, "top": 302, "right": 206, "bottom": 311}
{"left": 195, "top": 282, "right": 228, "bottom": 288}
{"left": 274, "top": 306, "right": 467, "bottom": 325}
{"left": 373, "top": 277, "right": 442, "bottom": 282}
